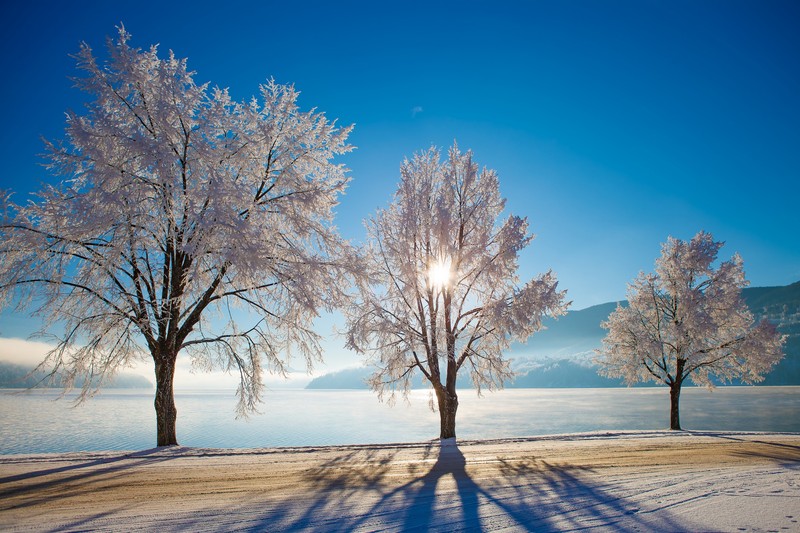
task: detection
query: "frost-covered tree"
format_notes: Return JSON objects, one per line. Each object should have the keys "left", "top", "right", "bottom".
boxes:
{"left": 595, "top": 231, "right": 785, "bottom": 430}
{"left": 346, "top": 144, "right": 568, "bottom": 440}
{"left": 0, "top": 28, "right": 353, "bottom": 446}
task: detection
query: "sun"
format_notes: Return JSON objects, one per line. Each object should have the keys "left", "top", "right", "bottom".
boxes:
{"left": 428, "top": 258, "right": 452, "bottom": 290}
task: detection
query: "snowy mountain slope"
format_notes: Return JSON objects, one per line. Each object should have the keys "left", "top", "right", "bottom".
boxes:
{"left": 307, "top": 281, "right": 800, "bottom": 388}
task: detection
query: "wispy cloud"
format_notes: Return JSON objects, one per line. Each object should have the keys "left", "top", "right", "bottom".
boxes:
{"left": 0, "top": 337, "right": 53, "bottom": 365}
{"left": 411, "top": 105, "right": 423, "bottom": 118}
{"left": 0, "top": 337, "right": 313, "bottom": 390}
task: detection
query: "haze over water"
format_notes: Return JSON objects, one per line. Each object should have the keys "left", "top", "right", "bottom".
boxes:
{"left": 2, "top": 387, "right": 798, "bottom": 454}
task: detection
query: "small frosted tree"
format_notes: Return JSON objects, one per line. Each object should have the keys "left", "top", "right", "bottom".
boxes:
{"left": 346, "top": 144, "right": 568, "bottom": 440}
{"left": 0, "top": 28, "right": 353, "bottom": 446}
{"left": 595, "top": 231, "right": 785, "bottom": 430}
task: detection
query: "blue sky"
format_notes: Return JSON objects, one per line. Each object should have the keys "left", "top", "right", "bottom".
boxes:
{"left": 1, "top": 1, "right": 798, "bottom": 353}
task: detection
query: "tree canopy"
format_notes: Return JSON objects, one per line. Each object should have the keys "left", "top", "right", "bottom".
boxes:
{"left": 346, "top": 144, "right": 568, "bottom": 438}
{"left": 595, "top": 231, "right": 785, "bottom": 429}
{"left": 0, "top": 27, "right": 354, "bottom": 445}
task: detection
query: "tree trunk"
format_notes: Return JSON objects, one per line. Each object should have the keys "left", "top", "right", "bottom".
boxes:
{"left": 669, "top": 382, "right": 682, "bottom": 431}
{"left": 154, "top": 356, "right": 178, "bottom": 446}
{"left": 435, "top": 386, "right": 459, "bottom": 440}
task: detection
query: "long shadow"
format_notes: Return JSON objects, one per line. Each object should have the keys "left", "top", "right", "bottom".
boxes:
{"left": 687, "top": 431, "right": 800, "bottom": 466}
{"left": 491, "top": 457, "right": 664, "bottom": 532}
{"left": 399, "top": 442, "right": 481, "bottom": 530}
{"left": 689, "top": 430, "right": 800, "bottom": 450}
{"left": 260, "top": 447, "right": 403, "bottom": 532}
{"left": 0, "top": 448, "right": 166, "bottom": 484}
{"left": 0, "top": 448, "right": 177, "bottom": 509}
{"left": 256, "top": 441, "right": 688, "bottom": 532}
{"left": 43, "top": 505, "right": 131, "bottom": 533}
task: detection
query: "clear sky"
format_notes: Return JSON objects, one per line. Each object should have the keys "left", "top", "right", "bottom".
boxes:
{"left": 1, "top": 1, "right": 799, "bottom": 377}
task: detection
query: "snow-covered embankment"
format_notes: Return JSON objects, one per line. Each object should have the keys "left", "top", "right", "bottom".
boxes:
{"left": 1, "top": 430, "right": 798, "bottom": 531}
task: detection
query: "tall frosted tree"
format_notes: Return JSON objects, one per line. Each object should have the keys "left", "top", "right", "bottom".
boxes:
{"left": 346, "top": 144, "right": 568, "bottom": 440}
{"left": 595, "top": 231, "right": 785, "bottom": 430}
{"left": 0, "top": 28, "right": 353, "bottom": 446}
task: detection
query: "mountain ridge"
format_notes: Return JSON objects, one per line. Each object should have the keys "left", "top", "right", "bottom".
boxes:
{"left": 0, "top": 361, "right": 153, "bottom": 389}
{"left": 307, "top": 281, "right": 800, "bottom": 389}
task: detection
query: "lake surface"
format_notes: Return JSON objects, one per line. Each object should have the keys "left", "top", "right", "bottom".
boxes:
{"left": 1, "top": 387, "right": 798, "bottom": 454}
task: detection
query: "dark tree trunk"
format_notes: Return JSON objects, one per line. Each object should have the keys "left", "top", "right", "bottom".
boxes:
{"left": 435, "top": 386, "right": 459, "bottom": 440}
{"left": 669, "top": 358, "right": 686, "bottom": 431}
{"left": 154, "top": 356, "right": 178, "bottom": 446}
{"left": 669, "top": 382, "right": 682, "bottom": 431}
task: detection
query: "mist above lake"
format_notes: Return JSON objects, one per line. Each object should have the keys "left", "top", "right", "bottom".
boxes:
{"left": 2, "top": 387, "right": 798, "bottom": 455}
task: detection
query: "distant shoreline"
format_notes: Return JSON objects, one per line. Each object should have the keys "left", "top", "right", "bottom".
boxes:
{"left": 0, "top": 361, "right": 152, "bottom": 390}
{"left": 5, "top": 383, "right": 800, "bottom": 392}
{"left": 4, "top": 428, "right": 800, "bottom": 457}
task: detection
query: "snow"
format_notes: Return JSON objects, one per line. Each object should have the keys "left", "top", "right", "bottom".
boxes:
{"left": 440, "top": 437, "right": 458, "bottom": 447}
{"left": 1, "top": 431, "right": 798, "bottom": 532}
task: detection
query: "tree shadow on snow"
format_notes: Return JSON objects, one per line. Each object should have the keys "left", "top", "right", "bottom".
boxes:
{"left": 689, "top": 431, "right": 800, "bottom": 469}
{"left": 257, "top": 441, "right": 687, "bottom": 532}
{"left": 0, "top": 448, "right": 177, "bottom": 511}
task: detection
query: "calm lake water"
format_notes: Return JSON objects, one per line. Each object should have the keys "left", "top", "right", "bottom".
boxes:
{"left": 1, "top": 387, "right": 798, "bottom": 454}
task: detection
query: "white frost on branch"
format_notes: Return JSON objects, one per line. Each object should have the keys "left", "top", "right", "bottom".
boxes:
{"left": 345, "top": 144, "right": 569, "bottom": 414}
{"left": 0, "top": 26, "right": 354, "bottom": 420}
{"left": 595, "top": 231, "right": 785, "bottom": 389}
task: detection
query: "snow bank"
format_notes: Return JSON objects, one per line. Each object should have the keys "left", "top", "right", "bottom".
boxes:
{"left": 1, "top": 431, "right": 798, "bottom": 532}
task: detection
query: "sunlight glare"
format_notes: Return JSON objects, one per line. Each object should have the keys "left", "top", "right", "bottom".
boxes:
{"left": 428, "top": 258, "right": 451, "bottom": 290}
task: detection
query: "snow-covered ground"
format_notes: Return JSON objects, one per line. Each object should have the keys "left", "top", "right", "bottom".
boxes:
{"left": 1, "top": 430, "right": 798, "bottom": 532}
